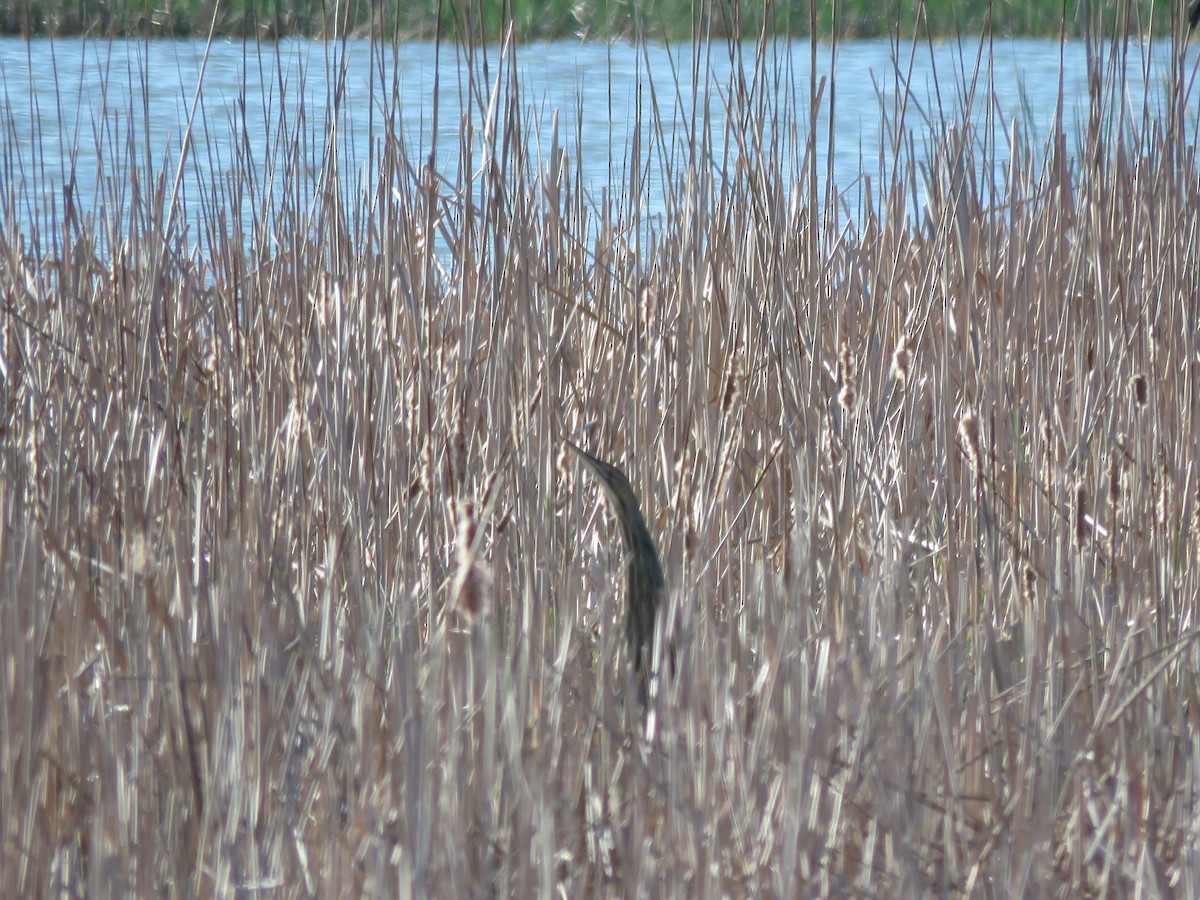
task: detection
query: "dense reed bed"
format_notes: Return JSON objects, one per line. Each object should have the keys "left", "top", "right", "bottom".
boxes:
{"left": 3, "top": 25, "right": 1200, "bottom": 896}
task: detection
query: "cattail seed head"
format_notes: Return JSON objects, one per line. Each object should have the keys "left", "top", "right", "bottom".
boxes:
{"left": 557, "top": 442, "right": 572, "bottom": 486}
{"left": 837, "top": 383, "right": 856, "bottom": 411}
{"left": 1041, "top": 417, "right": 1055, "bottom": 487}
{"left": 452, "top": 406, "right": 467, "bottom": 487}
{"left": 1131, "top": 374, "right": 1148, "bottom": 408}
{"left": 721, "top": 351, "right": 741, "bottom": 416}
{"left": 959, "top": 409, "right": 980, "bottom": 472}
{"left": 420, "top": 439, "right": 434, "bottom": 497}
{"left": 715, "top": 430, "right": 737, "bottom": 489}
{"left": 1074, "top": 479, "right": 1088, "bottom": 550}
{"left": 837, "top": 341, "right": 856, "bottom": 411}
{"left": 640, "top": 282, "right": 654, "bottom": 326}
{"left": 1023, "top": 564, "right": 1036, "bottom": 605}
{"left": 455, "top": 499, "right": 477, "bottom": 563}
{"left": 403, "top": 373, "right": 419, "bottom": 436}
{"left": 891, "top": 335, "right": 911, "bottom": 386}
{"left": 453, "top": 499, "right": 483, "bottom": 618}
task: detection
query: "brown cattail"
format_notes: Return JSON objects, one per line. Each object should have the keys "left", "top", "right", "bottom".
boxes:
{"left": 1131, "top": 374, "right": 1148, "bottom": 408}
{"left": 403, "top": 369, "right": 420, "bottom": 436}
{"left": 455, "top": 499, "right": 477, "bottom": 565}
{"left": 557, "top": 441, "right": 572, "bottom": 487}
{"left": 1041, "top": 417, "right": 1055, "bottom": 490}
{"left": 837, "top": 341, "right": 856, "bottom": 410}
{"left": 420, "top": 439, "right": 434, "bottom": 498}
{"left": 891, "top": 335, "right": 911, "bottom": 387}
{"left": 721, "top": 349, "right": 741, "bottom": 416}
{"left": 959, "top": 409, "right": 981, "bottom": 473}
{"left": 640, "top": 281, "right": 655, "bottom": 326}
{"left": 714, "top": 428, "right": 737, "bottom": 490}
{"left": 1023, "top": 564, "right": 1037, "bottom": 605}
{"left": 452, "top": 498, "right": 484, "bottom": 618}
{"left": 1074, "top": 479, "right": 1088, "bottom": 550}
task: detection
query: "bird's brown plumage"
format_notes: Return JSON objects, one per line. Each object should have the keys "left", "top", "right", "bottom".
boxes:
{"left": 566, "top": 440, "right": 665, "bottom": 704}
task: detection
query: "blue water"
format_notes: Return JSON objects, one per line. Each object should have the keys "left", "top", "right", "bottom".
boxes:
{"left": 0, "top": 36, "right": 1196, "bottom": 250}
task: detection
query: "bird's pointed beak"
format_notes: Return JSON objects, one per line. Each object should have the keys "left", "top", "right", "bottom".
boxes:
{"left": 564, "top": 439, "right": 608, "bottom": 482}
{"left": 564, "top": 439, "right": 597, "bottom": 468}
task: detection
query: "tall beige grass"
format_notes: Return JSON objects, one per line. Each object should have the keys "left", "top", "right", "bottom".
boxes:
{"left": 3, "top": 25, "right": 1200, "bottom": 896}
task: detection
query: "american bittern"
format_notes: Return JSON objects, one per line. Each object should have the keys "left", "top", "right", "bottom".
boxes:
{"left": 566, "top": 440, "right": 664, "bottom": 702}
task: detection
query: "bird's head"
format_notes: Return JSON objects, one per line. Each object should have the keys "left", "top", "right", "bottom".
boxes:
{"left": 565, "top": 439, "right": 644, "bottom": 525}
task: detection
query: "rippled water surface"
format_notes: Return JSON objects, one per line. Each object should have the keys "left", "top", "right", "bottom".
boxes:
{"left": 0, "top": 36, "right": 1194, "bottom": 240}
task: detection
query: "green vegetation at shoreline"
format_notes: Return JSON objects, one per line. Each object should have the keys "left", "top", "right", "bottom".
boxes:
{"left": 0, "top": 0, "right": 1192, "bottom": 40}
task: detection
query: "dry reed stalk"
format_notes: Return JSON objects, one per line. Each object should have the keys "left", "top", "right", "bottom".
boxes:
{"left": 1, "top": 18, "right": 1199, "bottom": 898}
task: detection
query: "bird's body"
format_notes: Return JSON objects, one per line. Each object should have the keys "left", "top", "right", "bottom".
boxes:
{"left": 566, "top": 440, "right": 664, "bottom": 702}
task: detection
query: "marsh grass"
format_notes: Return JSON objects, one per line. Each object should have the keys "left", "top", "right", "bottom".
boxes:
{"left": 3, "top": 18, "right": 1200, "bottom": 897}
